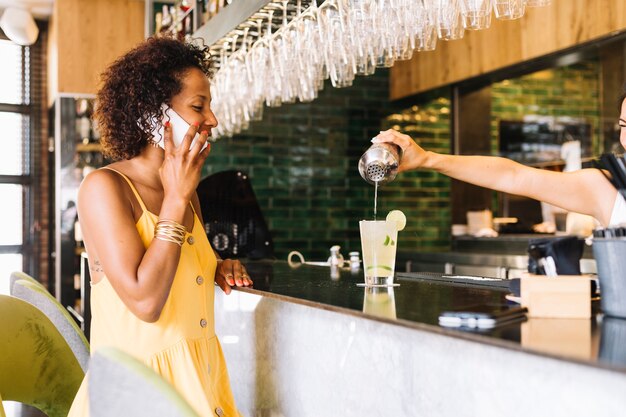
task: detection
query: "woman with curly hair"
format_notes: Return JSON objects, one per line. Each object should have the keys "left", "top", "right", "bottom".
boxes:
{"left": 68, "top": 37, "right": 249, "bottom": 416}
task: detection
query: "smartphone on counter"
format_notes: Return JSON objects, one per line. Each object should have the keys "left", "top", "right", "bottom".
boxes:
{"left": 438, "top": 304, "right": 527, "bottom": 330}
{"left": 151, "top": 104, "right": 207, "bottom": 151}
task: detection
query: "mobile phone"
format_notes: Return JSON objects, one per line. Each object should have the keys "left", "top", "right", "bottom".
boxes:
{"left": 438, "top": 304, "right": 527, "bottom": 329}
{"left": 151, "top": 104, "right": 206, "bottom": 151}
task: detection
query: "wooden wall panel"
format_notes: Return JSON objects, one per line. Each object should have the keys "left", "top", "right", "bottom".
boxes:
{"left": 391, "top": 0, "right": 626, "bottom": 100}
{"left": 51, "top": 0, "right": 144, "bottom": 96}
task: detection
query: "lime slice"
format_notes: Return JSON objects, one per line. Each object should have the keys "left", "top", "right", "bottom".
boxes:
{"left": 386, "top": 210, "right": 406, "bottom": 231}
{"left": 366, "top": 265, "right": 393, "bottom": 272}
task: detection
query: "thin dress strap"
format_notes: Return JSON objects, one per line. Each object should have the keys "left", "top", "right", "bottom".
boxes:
{"left": 189, "top": 200, "right": 198, "bottom": 217}
{"left": 102, "top": 167, "right": 149, "bottom": 214}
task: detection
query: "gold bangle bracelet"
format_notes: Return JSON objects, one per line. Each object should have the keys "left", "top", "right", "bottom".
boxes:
{"left": 154, "top": 219, "right": 187, "bottom": 246}
{"left": 155, "top": 234, "right": 184, "bottom": 246}
{"left": 156, "top": 219, "right": 186, "bottom": 231}
{"left": 154, "top": 228, "right": 186, "bottom": 237}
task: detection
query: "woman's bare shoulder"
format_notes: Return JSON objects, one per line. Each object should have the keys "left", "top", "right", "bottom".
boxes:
{"left": 574, "top": 168, "right": 618, "bottom": 224}
{"left": 78, "top": 164, "right": 134, "bottom": 213}
{"left": 80, "top": 166, "right": 124, "bottom": 193}
{"left": 574, "top": 167, "right": 615, "bottom": 190}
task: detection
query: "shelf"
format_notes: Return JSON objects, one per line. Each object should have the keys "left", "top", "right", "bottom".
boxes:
{"left": 193, "top": 0, "right": 271, "bottom": 46}
{"left": 76, "top": 143, "right": 102, "bottom": 153}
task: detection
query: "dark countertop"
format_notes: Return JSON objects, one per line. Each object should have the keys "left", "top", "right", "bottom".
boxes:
{"left": 239, "top": 260, "right": 626, "bottom": 375}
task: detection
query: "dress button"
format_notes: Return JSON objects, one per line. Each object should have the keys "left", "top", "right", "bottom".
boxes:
{"left": 187, "top": 236, "right": 195, "bottom": 245}
{"left": 200, "top": 318, "right": 207, "bottom": 328}
{"left": 196, "top": 275, "right": 204, "bottom": 285}
{"left": 215, "top": 407, "right": 224, "bottom": 417}
{"left": 207, "top": 364, "right": 211, "bottom": 374}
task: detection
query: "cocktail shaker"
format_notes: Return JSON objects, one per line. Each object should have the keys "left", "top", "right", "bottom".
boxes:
{"left": 358, "top": 142, "right": 402, "bottom": 185}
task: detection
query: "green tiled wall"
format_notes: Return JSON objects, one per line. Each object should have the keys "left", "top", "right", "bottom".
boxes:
{"left": 490, "top": 61, "right": 601, "bottom": 211}
{"left": 202, "top": 71, "right": 451, "bottom": 260}
{"left": 381, "top": 97, "right": 453, "bottom": 253}
{"left": 491, "top": 61, "right": 601, "bottom": 155}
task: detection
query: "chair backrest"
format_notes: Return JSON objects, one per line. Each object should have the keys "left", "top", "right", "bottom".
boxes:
{"left": 89, "top": 347, "right": 200, "bottom": 417}
{"left": 197, "top": 170, "right": 274, "bottom": 259}
{"left": 11, "top": 275, "right": 90, "bottom": 372}
{"left": 0, "top": 294, "right": 84, "bottom": 417}
{"left": 9, "top": 270, "right": 42, "bottom": 292}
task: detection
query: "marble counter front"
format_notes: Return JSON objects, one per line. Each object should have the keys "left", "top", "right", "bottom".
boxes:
{"left": 214, "top": 260, "right": 626, "bottom": 417}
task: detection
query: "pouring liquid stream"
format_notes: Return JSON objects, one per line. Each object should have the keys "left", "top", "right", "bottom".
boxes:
{"left": 373, "top": 181, "right": 379, "bottom": 220}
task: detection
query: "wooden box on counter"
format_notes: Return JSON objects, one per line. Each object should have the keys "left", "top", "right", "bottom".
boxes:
{"left": 521, "top": 274, "right": 594, "bottom": 319}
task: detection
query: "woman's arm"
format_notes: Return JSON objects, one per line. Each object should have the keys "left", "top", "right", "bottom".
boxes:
{"left": 374, "top": 129, "right": 618, "bottom": 226}
{"left": 78, "top": 125, "right": 210, "bottom": 322}
{"left": 79, "top": 170, "right": 185, "bottom": 322}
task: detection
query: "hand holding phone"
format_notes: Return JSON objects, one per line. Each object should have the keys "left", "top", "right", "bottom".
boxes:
{"left": 151, "top": 104, "right": 208, "bottom": 151}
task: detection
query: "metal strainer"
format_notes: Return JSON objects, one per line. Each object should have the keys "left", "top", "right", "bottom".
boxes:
{"left": 366, "top": 162, "right": 386, "bottom": 182}
{"left": 358, "top": 143, "right": 402, "bottom": 185}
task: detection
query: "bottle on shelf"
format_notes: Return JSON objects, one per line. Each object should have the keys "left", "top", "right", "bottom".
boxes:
{"left": 73, "top": 273, "right": 82, "bottom": 311}
{"left": 74, "top": 218, "right": 83, "bottom": 249}
{"left": 92, "top": 119, "right": 101, "bottom": 142}
{"left": 179, "top": 0, "right": 191, "bottom": 12}
{"left": 208, "top": 0, "right": 219, "bottom": 19}
{"left": 202, "top": 0, "right": 210, "bottom": 23}
{"left": 155, "top": 11, "right": 163, "bottom": 33}
{"left": 184, "top": 13, "right": 193, "bottom": 38}
{"left": 160, "top": 4, "right": 172, "bottom": 33}
{"left": 78, "top": 116, "right": 91, "bottom": 144}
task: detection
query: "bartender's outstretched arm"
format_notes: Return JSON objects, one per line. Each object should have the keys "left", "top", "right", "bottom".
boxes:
{"left": 372, "top": 129, "right": 618, "bottom": 227}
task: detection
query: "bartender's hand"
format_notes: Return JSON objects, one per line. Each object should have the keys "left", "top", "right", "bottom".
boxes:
{"left": 215, "top": 259, "right": 253, "bottom": 295}
{"left": 372, "top": 129, "right": 431, "bottom": 173}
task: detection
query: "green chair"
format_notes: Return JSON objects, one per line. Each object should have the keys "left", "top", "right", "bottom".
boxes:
{"left": 10, "top": 277, "right": 90, "bottom": 372}
{"left": 8, "top": 271, "right": 42, "bottom": 292}
{"left": 0, "top": 294, "right": 84, "bottom": 417}
{"left": 89, "top": 347, "right": 200, "bottom": 417}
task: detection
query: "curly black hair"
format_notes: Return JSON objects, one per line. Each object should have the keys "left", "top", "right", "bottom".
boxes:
{"left": 94, "top": 36, "right": 212, "bottom": 160}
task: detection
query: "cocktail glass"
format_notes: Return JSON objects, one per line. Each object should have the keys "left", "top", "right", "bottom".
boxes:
{"left": 359, "top": 220, "right": 398, "bottom": 287}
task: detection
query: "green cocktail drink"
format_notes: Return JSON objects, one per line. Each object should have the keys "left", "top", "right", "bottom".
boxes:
{"left": 359, "top": 219, "right": 398, "bottom": 286}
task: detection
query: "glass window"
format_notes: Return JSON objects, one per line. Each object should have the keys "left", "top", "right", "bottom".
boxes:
{"left": 0, "top": 35, "right": 32, "bottom": 284}
{"left": 0, "top": 39, "right": 25, "bottom": 104}
{"left": 0, "top": 111, "right": 27, "bottom": 175}
{"left": 0, "top": 184, "right": 23, "bottom": 245}
{"left": 0, "top": 254, "right": 23, "bottom": 295}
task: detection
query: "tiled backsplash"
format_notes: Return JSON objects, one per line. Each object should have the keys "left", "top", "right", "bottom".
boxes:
{"left": 490, "top": 60, "right": 601, "bottom": 213}
{"left": 381, "top": 95, "right": 453, "bottom": 254}
{"left": 203, "top": 70, "right": 451, "bottom": 260}
{"left": 491, "top": 61, "right": 601, "bottom": 156}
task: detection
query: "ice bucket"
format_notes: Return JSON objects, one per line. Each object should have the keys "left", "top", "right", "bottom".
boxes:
{"left": 593, "top": 238, "right": 626, "bottom": 318}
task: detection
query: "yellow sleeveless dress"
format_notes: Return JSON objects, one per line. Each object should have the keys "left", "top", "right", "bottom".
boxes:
{"left": 68, "top": 168, "right": 241, "bottom": 417}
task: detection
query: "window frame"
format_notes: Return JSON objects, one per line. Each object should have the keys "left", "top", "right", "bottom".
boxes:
{"left": 0, "top": 32, "right": 39, "bottom": 279}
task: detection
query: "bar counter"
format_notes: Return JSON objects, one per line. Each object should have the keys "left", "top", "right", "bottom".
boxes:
{"left": 214, "top": 260, "right": 626, "bottom": 417}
